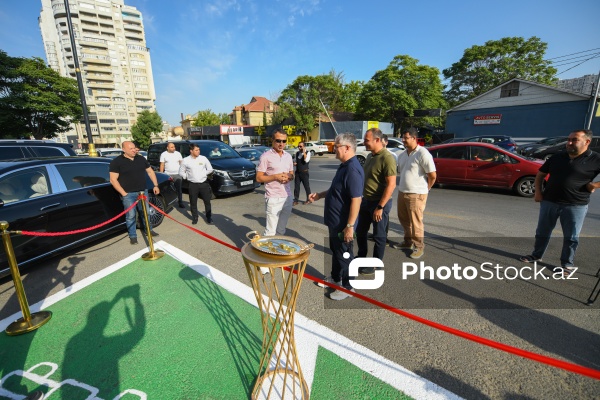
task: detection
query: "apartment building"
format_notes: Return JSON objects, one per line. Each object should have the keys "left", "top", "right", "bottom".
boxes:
{"left": 39, "top": 0, "right": 156, "bottom": 148}
{"left": 557, "top": 74, "right": 598, "bottom": 96}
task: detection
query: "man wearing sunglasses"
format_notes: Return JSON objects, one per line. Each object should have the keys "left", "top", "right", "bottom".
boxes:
{"left": 293, "top": 142, "right": 312, "bottom": 206}
{"left": 257, "top": 129, "right": 295, "bottom": 239}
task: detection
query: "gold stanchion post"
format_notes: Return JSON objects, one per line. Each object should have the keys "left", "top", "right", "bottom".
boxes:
{"left": 241, "top": 235, "right": 311, "bottom": 400}
{"left": 0, "top": 221, "right": 52, "bottom": 336}
{"left": 139, "top": 191, "right": 164, "bottom": 261}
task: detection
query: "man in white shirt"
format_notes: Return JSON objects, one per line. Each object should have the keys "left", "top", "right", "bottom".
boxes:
{"left": 179, "top": 144, "right": 214, "bottom": 224}
{"left": 396, "top": 128, "right": 436, "bottom": 259}
{"left": 159, "top": 142, "right": 184, "bottom": 208}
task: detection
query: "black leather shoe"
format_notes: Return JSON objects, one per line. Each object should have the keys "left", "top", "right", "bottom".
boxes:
{"left": 149, "top": 231, "right": 159, "bottom": 237}
{"left": 192, "top": 219, "right": 198, "bottom": 225}
{"left": 130, "top": 237, "right": 138, "bottom": 245}
{"left": 206, "top": 217, "right": 213, "bottom": 224}
{"left": 179, "top": 202, "right": 185, "bottom": 208}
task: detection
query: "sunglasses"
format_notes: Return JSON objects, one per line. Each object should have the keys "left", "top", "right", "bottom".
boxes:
{"left": 274, "top": 139, "right": 287, "bottom": 143}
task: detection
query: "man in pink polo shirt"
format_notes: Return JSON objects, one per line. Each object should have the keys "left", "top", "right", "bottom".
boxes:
{"left": 257, "top": 129, "right": 295, "bottom": 236}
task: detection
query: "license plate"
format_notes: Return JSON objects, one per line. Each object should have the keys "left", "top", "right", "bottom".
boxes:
{"left": 240, "top": 180, "right": 253, "bottom": 186}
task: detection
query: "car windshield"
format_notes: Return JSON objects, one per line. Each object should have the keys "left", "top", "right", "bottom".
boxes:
{"left": 198, "top": 142, "right": 240, "bottom": 160}
{"left": 239, "top": 149, "right": 262, "bottom": 160}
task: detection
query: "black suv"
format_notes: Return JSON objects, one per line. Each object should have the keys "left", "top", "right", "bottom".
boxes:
{"left": 148, "top": 140, "right": 258, "bottom": 196}
{"left": 0, "top": 140, "right": 77, "bottom": 160}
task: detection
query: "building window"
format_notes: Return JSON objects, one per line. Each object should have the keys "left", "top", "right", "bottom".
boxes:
{"left": 500, "top": 81, "right": 519, "bottom": 98}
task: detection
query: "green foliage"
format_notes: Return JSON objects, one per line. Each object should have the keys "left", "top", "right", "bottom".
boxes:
{"left": 442, "top": 36, "right": 558, "bottom": 105}
{"left": 355, "top": 55, "right": 446, "bottom": 132}
{"left": 339, "top": 80, "right": 364, "bottom": 113}
{"left": 192, "top": 109, "right": 229, "bottom": 126}
{"left": 131, "top": 110, "right": 162, "bottom": 149}
{"left": 0, "top": 50, "right": 82, "bottom": 139}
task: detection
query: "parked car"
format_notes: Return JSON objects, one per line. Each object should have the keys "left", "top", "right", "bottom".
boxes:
{"left": 305, "top": 141, "right": 328, "bottom": 156}
{"left": 236, "top": 148, "right": 263, "bottom": 167}
{"left": 147, "top": 140, "right": 258, "bottom": 196}
{"left": 427, "top": 142, "right": 545, "bottom": 197}
{"left": 462, "top": 135, "right": 518, "bottom": 153}
{"left": 0, "top": 140, "right": 77, "bottom": 160}
{"left": 355, "top": 138, "right": 406, "bottom": 166}
{"left": 518, "top": 137, "right": 568, "bottom": 157}
{"left": 441, "top": 138, "right": 465, "bottom": 144}
{"left": 528, "top": 137, "right": 600, "bottom": 160}
{"left": 0, "top": 157, "right": 177, "bottom": 277}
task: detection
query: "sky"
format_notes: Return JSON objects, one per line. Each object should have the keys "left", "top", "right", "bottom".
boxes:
{"left": 1, "top": 0, "right": 600, "bottom": 126}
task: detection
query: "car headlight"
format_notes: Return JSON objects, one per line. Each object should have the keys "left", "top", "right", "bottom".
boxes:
{"left": 212, "top": 169, "right": 228, "bottom": 178}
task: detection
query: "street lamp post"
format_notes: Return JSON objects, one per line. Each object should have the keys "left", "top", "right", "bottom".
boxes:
{"left": 64, "top": 0, "right": 97, "bottom": 156}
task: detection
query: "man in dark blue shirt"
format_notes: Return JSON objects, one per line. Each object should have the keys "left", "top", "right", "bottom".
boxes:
{"left": 308, "top": 133, "right": 364, "bottom": 300}
{"left": 520, "top": 129, "right": 600, "bottom": 273}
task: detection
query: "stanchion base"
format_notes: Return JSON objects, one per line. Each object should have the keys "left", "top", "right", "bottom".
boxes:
{"left": 6, "top": 311, "right": 52, "bottom": 336}
{"left": 142, "top": 249, "right": 165, "bottom": 261}
{"left": 252, "top": 368, "right": 308, "bottom": 400}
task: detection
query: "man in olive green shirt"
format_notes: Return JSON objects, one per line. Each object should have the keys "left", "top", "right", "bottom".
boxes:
{"left": 356, "top": 128, "right": 397, "bottom": 274}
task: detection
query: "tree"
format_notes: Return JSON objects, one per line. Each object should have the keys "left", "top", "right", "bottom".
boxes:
{"left": 276, "top": 73, "right": 344, "bottom": 134}
{"left": 442, "top": 36, "right": 558, "bottom": 105}
{"left": 131, "top": 110, "right": 162, "bottom": 149}
{"left": 339, "top": 80, "right": 364, "bottom": 113}
{"left": 192, "top": 109, "right": 229, "bottom": 126}
{"left": 0, "top": 50, "right": 82, "bottom": 139}
{"left": 355, "top": 55, "right": 446, "bottom": 132}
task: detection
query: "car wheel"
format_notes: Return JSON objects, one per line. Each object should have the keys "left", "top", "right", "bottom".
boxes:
{"left": 147, "top": 194, "right": 166, "bottom": 227}
{"left": 514, "top": 176, "right": 535, "bottom": 198}
{"left": 543, "top": 154, "right": 552, "bottom": 160}
{"left": 357, "top": 155, "right": 366, "bottom": 166}
{"left": 310, "top": 150, "right": 315, "bottom": 156}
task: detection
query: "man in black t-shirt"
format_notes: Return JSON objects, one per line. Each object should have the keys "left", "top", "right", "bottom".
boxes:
{"left": 109, "top": 141, "right": 161, "bottom": 245}
{"left": 520, "top": 130, "right": 600, "bottom": 274}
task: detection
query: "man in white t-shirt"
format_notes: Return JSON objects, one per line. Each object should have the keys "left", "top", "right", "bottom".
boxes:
{"left": 160, "top": 142, "right": 184, "bottom": 208}
{"left": 396, "top": 128, "right": 436, "bottom": 259}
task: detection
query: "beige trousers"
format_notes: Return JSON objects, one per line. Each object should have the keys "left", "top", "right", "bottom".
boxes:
{"left": 397, "top": 193, "right": 428, "bottom": 249}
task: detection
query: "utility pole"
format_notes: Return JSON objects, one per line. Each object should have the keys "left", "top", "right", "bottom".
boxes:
{"left": 585, "top": 70, "right": 600, "bottom": 130}
{"left": 64, "top": 0, "right": 97, "bottom": 156}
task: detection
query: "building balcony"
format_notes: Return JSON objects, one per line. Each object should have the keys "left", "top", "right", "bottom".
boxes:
{"left": 80, "top": 37, "right": 108, "bottom": 48}
{"left": 81, "top": 53, "right": 111, "bottom": 65}
{"left": 52, "top": 2, "right": 78, "bottom": 18}
{"left": 83, "top": 63, "right": 112, "bottom": 73}
{"left": 87, "top": 81, "right": 114, "bottom": 89}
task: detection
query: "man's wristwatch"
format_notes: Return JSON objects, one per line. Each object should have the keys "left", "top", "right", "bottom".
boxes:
{"left": 346, "top": 223, "right": 353, "bottom": 228}
{"left": 376, "top": 205, "right": 383, "bottom": 210}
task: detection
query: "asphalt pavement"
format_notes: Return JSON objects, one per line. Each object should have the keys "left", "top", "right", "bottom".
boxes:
{"left": 1, "top": 153, "right": 599, "bottom": 399}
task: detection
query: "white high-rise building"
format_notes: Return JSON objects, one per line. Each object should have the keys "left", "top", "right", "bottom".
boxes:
{"left": 39, "top": 0, "right": 156, "bottom": 149}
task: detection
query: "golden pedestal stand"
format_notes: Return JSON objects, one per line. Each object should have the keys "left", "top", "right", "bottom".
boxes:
{"left": 1, "top": 221, "right": 52, "bottom": 336}
{"left": 139, "top": 191, "right": 164, "bottom": 261}
{"left": 241, "top": 235, "right": 311, "bottom": 400}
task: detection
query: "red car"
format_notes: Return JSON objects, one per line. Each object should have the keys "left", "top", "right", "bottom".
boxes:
{"left": 427, "top": 142, "right": 545, "bottom": 197}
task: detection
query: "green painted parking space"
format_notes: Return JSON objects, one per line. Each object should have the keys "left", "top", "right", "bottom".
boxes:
{"left": 0, "top": 247, "right": 432, "bottom": 399}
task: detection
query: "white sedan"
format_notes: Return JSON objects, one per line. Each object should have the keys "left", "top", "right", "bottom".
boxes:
{"left": 304, "top": 141, "right": 328, "bottom": 156}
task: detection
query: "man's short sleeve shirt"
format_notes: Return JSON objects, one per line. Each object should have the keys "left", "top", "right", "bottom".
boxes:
{"left": 109, "top": 155, "right": 150, "bottom": 193}
{"left": 160, "top": 151, "right": 182, "bottom": 175}
{"left": 324, "top": 156, "right": 365, "bottom": 230}
{"left": 397, "top": 146, "right": 436, "bottom": 194}
{"left": 540, "top": 150, "right": 600, "bottom": 205}
{"left": 257, "top": 149, "right": 293, "bottom": 198}
{"left": 362, "top": 148, "right": 397, "bottom": 200}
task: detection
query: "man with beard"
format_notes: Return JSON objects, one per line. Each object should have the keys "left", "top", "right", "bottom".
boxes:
{"left": 520, "top": 129, "right": 600, "bottom": 275}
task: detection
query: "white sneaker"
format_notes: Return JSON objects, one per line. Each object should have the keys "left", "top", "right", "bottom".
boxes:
{"left": 316, "top": 275, "right": 341, "bottom": 288}
{"left": 260, "top": 267, "right": 270, "bottom": 275}
{"left": 329, "top": 288, "right": 355, "bottom": 301}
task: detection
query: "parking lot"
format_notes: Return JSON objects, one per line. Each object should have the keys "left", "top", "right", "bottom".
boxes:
{"left": 1, "top": 153, "right": 599, "bottom": 399}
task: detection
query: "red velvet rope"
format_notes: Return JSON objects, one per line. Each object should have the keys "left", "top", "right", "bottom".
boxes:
{"left": 19, "top": 200, "right": 139, "bottom": 237}
{"left": 148, "top": 201, "right": 600, "bottom": 380}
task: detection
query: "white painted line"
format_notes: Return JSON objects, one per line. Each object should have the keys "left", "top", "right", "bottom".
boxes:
{"left": 1, "top": 241, "right": 462, "bottom": 400}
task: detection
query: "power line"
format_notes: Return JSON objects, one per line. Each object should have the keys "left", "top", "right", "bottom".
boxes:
{"left": 545, "top": 48, "right": 600, "bottom": 61}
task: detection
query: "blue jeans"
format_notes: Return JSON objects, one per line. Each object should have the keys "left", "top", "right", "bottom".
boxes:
{"left": 532, "top": 200, "right": 588, "bottom": 267}
{"left": 356, "top": 198, "right": 392, "bottom": 260}
{"left": 121, "top": 191, "right": 149, "bottom": 239}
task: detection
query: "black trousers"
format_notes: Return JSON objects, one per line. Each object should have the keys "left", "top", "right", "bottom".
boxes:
{"left": 293, "top": 170, "right": 311, "bottom": 201}
{"left": 188, "top": 181, "right": 212, "bottom": 220}
{"left": 169, "top": 174, "right": 183, "bottom": 203}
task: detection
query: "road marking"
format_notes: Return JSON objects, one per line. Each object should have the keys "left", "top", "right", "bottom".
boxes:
{"left": 0, "top": 241, "right": 461, "bottom": 400}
